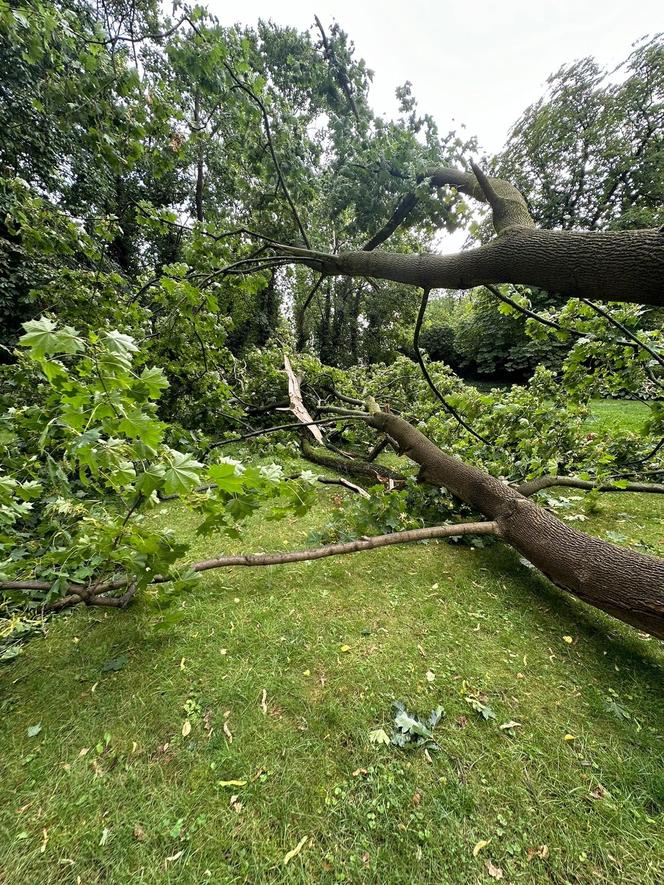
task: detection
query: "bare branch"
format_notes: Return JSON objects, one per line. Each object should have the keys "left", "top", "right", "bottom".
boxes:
{"left": 517, "top": 475, "right": 664, "bottom": 497}
{"left": 5, "top": 522, "right": 496, "bottom": 610}
{"left": 208, "top": 415, "right": 367, "bottom": 448}
{"left": 224, "top": 64, "right": 310, "bottom": 249}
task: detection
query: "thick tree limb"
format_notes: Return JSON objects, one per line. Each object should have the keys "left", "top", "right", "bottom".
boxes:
{"left": 367, "top": 408, "right": 664, "bottom": 639}
{"left": 300, "top": 437, "right": 405, "bottom": 485}
{"left": 275, "top": 224, "right": 664, "bottom": 307}
{"left": 274, "top": 161, "right": 664, "bottom": 307}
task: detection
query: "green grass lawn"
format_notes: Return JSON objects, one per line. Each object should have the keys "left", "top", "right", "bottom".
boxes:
{"left": 588, "top": 400, "right": 650, "bottom": 435}
{"left": 1, "top": 420, "right": 663, "bottom": 883}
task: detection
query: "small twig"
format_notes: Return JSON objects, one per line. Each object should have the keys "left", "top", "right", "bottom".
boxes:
{"left": 581, "top": 298, "right": 664, "bottom": 371}
{"left": 224, "top": 63, "right": 310, "bottom": 248}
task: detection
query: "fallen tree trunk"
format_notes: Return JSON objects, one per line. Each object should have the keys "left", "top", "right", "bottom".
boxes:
{"left": 367, "top": 409, "right": 664, "bottom": 639}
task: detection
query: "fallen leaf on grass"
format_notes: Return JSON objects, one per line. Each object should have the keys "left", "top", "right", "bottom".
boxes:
{"left": 165, "top": 849, "right": 184, "bottom": 864}
{"left": 217, "top": 779, "right": 247, "bottom": 788}
{"left": 203, "top": 710, "right": 213, "bottom": 735}
{"left": 564, "top": 734, "right": 576, "bottom": 741}
{"left": 589, "top": 784, "right": 608, "bottom": 800}
{"left": 486, "top": 860, "right": 504, "bottom": 879}
{"left": 352, "top": 768, "right": 368, "bottom": 777}
{"left": 368, "top": 728, "right": 390, "bottom": 746}
{"left": 563, "top": 635, "right": 574, "bottom": 644}
{"left": 260, "top": 689, "right": 268, "bottom": 715}
{"left": 283, "top": 835, "right": 309, "bottom": 865}
{"left": 223, "top": 721, "right": 233, "bottom": 743}
{"left": 527, "top": 844, "right": 549, "bottom": 861}
{"left": 133, "top": 824, "right": 146, "bottom": 842}
{"left": 425, "top": 670, "right": 436, "bottom": 683}
{"left": 473, "top": 839, "right": 491, "bottom": 857}
{"left": 499, "top": 720, "right": 522, "bottom": 731}
{"left": 27, "top": 724, "right": 42, "bottom": 738}
{"left": 181, "top": 720, "right": 192, "bottom": 738}
{"left": 102, "top": 655, "right": 128, "bottom": 672}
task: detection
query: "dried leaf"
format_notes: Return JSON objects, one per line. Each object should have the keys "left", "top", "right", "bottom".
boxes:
{"left": 499, "top": 720, "right": 522, "bottom": 731}
{"left": 283, "top": 835, "right": 309, "bottom": 865}
{"left": 165, "top": 849, "right": 184, "bottom": 864}
{"left": 368, "top": 727, "right": 390, "bottom": 745}
{"left": 260, "top": 689, "right": 268, "bottom": 715}
{"left": 133, "top": 824, "right": 146, "bottom": 842}
{"left": 473, "top": 839, "right": 491, "bottom": 857}
{"left": 223, "top": 721, "right": 233, "bottom": 743}
{"left": 181, "top": 720, "right": 192, "bottom": 738}
{"left": 563, "top": 635, "right": 574, "bottom": 644}
{"left": 486, "top": 860, "right": 504, "bottom": 879}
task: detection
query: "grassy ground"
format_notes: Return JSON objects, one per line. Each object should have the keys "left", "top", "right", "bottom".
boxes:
{"left": 587, "top": 400, "right": 650, "bottom": 435}
{"left": 1, "top": 405, "right": 663, "bottom": 883}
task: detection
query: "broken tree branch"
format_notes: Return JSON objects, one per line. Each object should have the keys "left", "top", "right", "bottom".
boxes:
{"left": 517, "top": 475, "right": 664, "bottom": 497}
{"left": 5, "top": 522, "right": 495, "bottom": 612}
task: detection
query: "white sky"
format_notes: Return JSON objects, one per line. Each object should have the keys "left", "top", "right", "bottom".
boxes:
{"left": 207, "top": 0, "right": 662, "bottom": 154}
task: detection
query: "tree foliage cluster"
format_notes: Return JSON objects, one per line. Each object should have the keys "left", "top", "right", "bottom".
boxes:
{"left": 0, "top": 2, "right": 662, "bottom": 644}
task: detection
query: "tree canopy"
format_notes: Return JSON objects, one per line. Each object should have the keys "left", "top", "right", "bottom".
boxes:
{"left": 0, "top": 2, "right": 663, "bottom": 648}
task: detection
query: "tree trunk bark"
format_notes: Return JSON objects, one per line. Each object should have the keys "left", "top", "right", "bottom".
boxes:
{"left": 368, "top": 411, "right": 664, "bottom": 639}
{"left": 321, "top": 227, "right": 664, "bottom": 307}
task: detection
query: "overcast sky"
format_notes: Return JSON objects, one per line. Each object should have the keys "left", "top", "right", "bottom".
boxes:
{"left": 207, "top": 0, "right": 662, "bottom": 154}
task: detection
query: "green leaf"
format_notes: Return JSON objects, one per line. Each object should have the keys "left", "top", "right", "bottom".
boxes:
{"left": 208, "top": 462, "right": 246, "bottom": 494}
{"left": 118, "top": 411, "right": 163, "bottom": 450}
{"left": 20, "top": 318, "right": 83, "bottom": 358}
{"left": 102, "top": 654, "right": 128, "bottom": 672}
{"left": 137, "top": 367, "right": 169, "bottom": 399}
{"left": 368, "top": 727, "right": 390, "bottom": 745}
{"left": 102, "top": 330, "right": 138, "bottom": 358}
{"left": 163, "top": 450, "right": 204, "bottom": 496}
